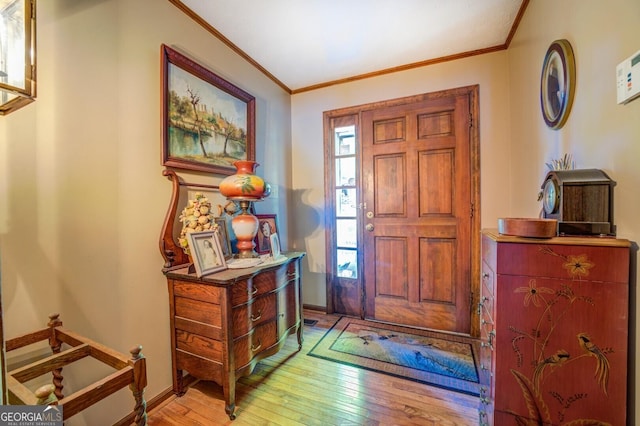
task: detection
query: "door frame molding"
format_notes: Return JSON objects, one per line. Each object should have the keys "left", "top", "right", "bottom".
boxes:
{"left": 323, "top": 85, "right": 480, "bottom": 336}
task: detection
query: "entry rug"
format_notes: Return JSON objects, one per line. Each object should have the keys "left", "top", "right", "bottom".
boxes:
{"left": 308, "top": 317, "right": 480, "bottom": 396}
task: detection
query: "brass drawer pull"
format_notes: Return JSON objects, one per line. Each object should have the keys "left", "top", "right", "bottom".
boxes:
{"left": 481, "top": 341, "right": 494, "bottom": 351}
{"left": 250, "top": 310, "right": 263, "bottom": 322}
{"left": 251, "top": 339, "right": 262, "bottom": 352}
{"left": 477, "top": 296, "right": 490, "bottom": 314}
{"left": 480, "top": 364, "right": 492, "bottom": 372}
{"left": 251, "top": 286, "right": 258, "bottom": 296}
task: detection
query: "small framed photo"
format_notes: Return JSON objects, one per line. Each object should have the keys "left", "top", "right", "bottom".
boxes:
{"left": 255, "top": 214, "right": 278, "bottom": 254}
{"left": 187, "top": 230, "right": 227, "bottom": 277}
{"left": 269, "top": 233, "right": 281, "bottom": 259}
{"left": 215, "top": 218, "right": 232, "bottom": 259}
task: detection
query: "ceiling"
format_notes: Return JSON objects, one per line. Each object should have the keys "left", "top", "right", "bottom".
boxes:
{"left": 173, "top": 0, "right": 527, "bottom": 93}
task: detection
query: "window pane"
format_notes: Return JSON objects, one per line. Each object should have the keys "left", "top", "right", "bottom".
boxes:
{"left": 335, "top": 157, "right": 355, "bottom": 187}
{"left": 335, "top": 126, "right": 355, "bottom": 156}
{"left": 337, "top": 249, "right": 357, "bottom": 278}
{"left": 336, "top": 219, "right": 357, "bottom": 248}
{"left": 336, "top": 188, "right": 356, "bottom": 217}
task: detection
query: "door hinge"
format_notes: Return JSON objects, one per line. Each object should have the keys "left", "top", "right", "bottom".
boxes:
{"left": 469, "top": 113, "right": 473, "bottom": 128}
{"left": 470, "top": 202, "right": 474, "bottom": 218}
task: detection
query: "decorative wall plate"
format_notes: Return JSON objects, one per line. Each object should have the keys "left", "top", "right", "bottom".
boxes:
{"left": 540, "top": 39, "right": 576, "bottom": 129}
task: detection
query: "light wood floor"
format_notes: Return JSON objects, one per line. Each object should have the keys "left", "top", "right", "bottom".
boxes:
{"left": 146, "top": 310, "right": 480, "bottom": 425}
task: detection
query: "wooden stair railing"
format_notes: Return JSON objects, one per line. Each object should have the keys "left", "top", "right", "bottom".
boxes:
{"left": 5, "top": 313, "right": 147, "bottom": 425}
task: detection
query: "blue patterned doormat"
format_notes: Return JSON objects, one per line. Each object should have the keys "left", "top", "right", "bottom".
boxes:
{"left": 308, "top": 317, "right": 480, "bottom": 396}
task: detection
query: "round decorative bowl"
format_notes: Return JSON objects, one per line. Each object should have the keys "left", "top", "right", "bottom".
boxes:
{"left": 497, "top": 218, "right": 558, "bottom": 238}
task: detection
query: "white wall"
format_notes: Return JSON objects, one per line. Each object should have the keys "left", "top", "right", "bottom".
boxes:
{"left": 507, "top": 0, "right": 640, "bottom": 421}
{"left": 0, "top": 0, "right": 291, "bottom": 424}
{"left": 291, "top": 52, "right": 513, "bottom": 307}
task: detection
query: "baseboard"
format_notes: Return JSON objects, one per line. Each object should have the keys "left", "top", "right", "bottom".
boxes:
{"left": 303, "top": 304, "right": 326, "bottom": 312}
{"left": 113, "top": 375, "right": 198, "bottom": 425}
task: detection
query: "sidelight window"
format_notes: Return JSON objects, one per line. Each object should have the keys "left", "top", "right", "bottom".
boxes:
{"left": 333, "top": 125, "right": 357, "bottom": 278}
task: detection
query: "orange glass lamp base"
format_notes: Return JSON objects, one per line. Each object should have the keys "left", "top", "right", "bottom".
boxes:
{"left": 231, "top": 199, "right": 259, "bottom": 258}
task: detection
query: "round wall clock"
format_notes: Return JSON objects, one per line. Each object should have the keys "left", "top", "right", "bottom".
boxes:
{"left": 540, "top": 39, "right": 576, "bottom": 129}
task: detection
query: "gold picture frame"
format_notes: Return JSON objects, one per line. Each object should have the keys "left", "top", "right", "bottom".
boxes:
{"left": 540, "top": 39, "right": 576, "bottom": 130}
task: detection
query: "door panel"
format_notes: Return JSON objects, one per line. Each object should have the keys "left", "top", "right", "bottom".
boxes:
{"left": 362, "top": 90, "right": 475, "bottom": 334}
{"left": 374, "top": 154, "right": 406, "bottom": 216}
{"left": 373, "top": 237, "right": 408, "bottom": 299}
{"left": 420, "top": 150, "right": 453, "bottom": 214}
{"left": 420, "top": 238, "right": 455, "bottom": 304}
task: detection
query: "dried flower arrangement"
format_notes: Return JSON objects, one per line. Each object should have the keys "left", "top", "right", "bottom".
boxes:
{"left": 546, "top": 153, "right": 575, "bottom": 171}
{"left": 178, "top": 192, "right": 218, "bottom": 256}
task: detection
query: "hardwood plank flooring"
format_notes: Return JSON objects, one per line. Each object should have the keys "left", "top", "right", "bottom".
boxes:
{"left": 146, "top": 310, "right": 480, "bottom": 425}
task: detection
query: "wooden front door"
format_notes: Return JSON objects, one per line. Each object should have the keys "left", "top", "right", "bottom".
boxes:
{"left": 362, "top": 86, "right": 479, "bottom": 334}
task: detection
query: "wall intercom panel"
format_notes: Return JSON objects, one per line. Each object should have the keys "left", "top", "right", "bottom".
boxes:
{"left": 617, "top": 49, "right": 640, "bottom": 104}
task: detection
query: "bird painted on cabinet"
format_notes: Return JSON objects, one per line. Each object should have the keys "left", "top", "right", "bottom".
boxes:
{"left": 577, "top": 332, "right": 610, "bottom": 395}
{"left": 533, "top": 349, "right": 570, "bottom": 391}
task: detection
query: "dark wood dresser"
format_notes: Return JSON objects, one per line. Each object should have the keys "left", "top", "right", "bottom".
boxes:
{"left": 479, "top": 230, "right": 630, "bottom": 425}
{"left": 163, "top": 252, "right": 305, "bottom": 420}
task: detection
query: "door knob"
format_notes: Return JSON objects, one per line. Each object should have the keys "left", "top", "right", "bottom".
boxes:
{"left": 365, "top": 223, "right": 374, "bottom": 232}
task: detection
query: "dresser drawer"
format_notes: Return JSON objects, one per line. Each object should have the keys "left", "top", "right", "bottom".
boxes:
{"left": 232, "top": 293, "right": 277, "bottom": 338}
{"left": 478, "top": 395, "right": 494, "bottom": 426}
{"left": 230, "top": 262, "right": 300, "bottom": 307}
{"left": 480, "top": 293, "right": 494, "bottom": 327}
{"left": 175, "top": 316, "right": 222, "bottom": 341}
{"left": 176, "top": 350, "right": 223, "bottom": 384}
{"left": 277, "top": 280, "right": 300, "bottom": 336}
{"left": 495, "top": 242, "right": 630, "bottom": 283}
{"left": 234, "top": 321, "right": 277, "bottom": 368}
{"left": 176, "top": 329, "right": 223, "bottom": 361}
{"left": 172, "top": 279, "right": 222, "bottom": 304}
{"left": 231, "top": 269, "right": 280, "bottom": 307}
{"left": 478, "top": 343, "right": 493, "bottom": 392}
{"left": 175, "top": 296, "right": 222, "bottom": 327}
{"left": 285, "top": 259, "right": 299, "bottom": 279}
{"left": 478, "top": 344, "right": 494, "bottom": 423}
{"left": 480, "top": 326, "right": 494, "bottom": 349}
{"left": 481, "top": 264, "right": 494, "bottom": 302}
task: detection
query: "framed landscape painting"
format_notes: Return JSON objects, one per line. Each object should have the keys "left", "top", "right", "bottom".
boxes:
{"left": 161, "top": 44, "right": 255, "bottom": 175}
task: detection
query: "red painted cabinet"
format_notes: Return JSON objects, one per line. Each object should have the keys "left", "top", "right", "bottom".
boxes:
{"left": 479, "top": 230, "right": 630, "bottom": 425}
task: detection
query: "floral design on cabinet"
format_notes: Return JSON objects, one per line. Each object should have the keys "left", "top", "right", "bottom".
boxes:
{"left": 506, "top": 247, "right": 615, "bottom": 425}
